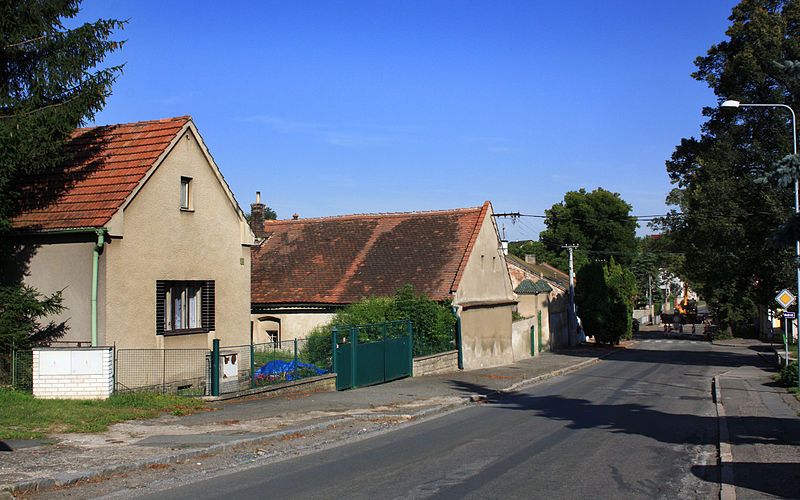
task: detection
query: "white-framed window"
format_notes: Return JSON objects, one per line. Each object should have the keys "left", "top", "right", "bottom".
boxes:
{"left": 156, "top": 280, "right": 214, "bottom": 335}
{"left": 166, "top": 283, "right": 201, "bottom": 331}
{"left": 180, "top": 176, "right": 192, "bottom": 210}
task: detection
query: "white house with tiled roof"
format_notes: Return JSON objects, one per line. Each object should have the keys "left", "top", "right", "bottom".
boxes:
{"left": 11, "top": 117, "right": 254, "bottom": 350}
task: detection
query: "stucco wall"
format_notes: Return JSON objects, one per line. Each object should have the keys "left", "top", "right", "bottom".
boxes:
{"left": 460, "top": 304, "right": 514, "bottom": 369}
{"left": 104, "top": 128, "right": 251, "bottom": 349}
{"left": 22, "top": 238, "right": 105, "bottom": 345}
{"left": 251, "top": 312, "right": 335, "bottom": 344}
{"left": 517, "top": 295, "right": 537, "bottom": 318}
{"left": 511, "top": 317, "right": 535, "bottom": 361}
{"left": 453, "top": 209, "right": 515, "bottom": 306}
{"left": 453, "top": 206, "right": 515, "bottom": 369}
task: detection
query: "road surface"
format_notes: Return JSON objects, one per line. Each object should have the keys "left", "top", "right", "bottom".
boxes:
{"left": 137, "top": 332, "right": 727, "bottom": 499}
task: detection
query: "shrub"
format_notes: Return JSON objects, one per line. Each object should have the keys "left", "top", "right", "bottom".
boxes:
{"left": 299, "top": 285, "right": 456, "bottom": 364}
{"left": 575, "top": 259, "right": 636, "bottom": 344}
{"left": 777, "top": 361, "right": 798, "bottom": 388}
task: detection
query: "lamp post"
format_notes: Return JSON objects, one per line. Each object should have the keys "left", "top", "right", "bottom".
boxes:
{"left": 722, "top": 99, "right": 799, "bottom": 384}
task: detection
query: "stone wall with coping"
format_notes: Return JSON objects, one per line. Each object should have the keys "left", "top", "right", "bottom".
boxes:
{"left": 33, "top": 347, "right": 113, "bottom": 399}
{"left": 413, "top": 350, "right": 459, "bottom": 376}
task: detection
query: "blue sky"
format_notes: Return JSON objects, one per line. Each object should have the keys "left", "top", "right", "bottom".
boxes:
{"left": 80, "top": 0, "right": 737, "bottom": 241}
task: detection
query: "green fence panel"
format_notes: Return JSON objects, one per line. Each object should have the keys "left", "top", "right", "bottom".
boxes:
{"left": 384, "top": 336, "right": 411, "bottom": 381}
{"left": 356, "top": 341, "right": 385, "bottom": 387}
{"left": 335, "top": 342, "right": 353, "bottom": 391}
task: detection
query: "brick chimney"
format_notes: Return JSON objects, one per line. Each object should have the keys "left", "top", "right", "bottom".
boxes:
{"left": 292, "top": 213, "right": 299, "bottom": 220}
{"left": 525, "top": 254, "right": 536, "bottom": 264}
{"left": 250, "top": 191, "right": 266, "bottom": 239}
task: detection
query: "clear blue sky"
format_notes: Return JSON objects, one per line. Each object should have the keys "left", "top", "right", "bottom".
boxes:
{"left": 80, "top": 0, "right": 737, "bottom": 241}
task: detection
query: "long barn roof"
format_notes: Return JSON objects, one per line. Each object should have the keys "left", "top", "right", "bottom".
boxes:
{"left": 251, "top": 202, "right": 491, "bottom": 305}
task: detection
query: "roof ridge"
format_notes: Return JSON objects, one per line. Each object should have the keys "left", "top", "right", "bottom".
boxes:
{"left": 74, "top": 116, "right": 192, "bottom": 132}
{"left": 263, "top": 205, "right": 485, "bottom": 224}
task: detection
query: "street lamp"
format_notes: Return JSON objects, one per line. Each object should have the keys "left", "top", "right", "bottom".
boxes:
{"left": 722, "top": 99, "right": 799, "bottom": 382}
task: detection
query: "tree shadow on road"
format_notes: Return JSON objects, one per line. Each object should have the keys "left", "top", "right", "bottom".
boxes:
{"left": 691, "top": 463, "right": 800, "bottom": 498}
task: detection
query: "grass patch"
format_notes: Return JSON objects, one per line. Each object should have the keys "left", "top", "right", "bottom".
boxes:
{"left": 0, "top": 388, "right": 205, "bottom": 440}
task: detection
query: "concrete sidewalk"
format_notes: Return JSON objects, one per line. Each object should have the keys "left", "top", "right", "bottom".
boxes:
{"left": 714, "top": 340, "right": 800, "bottom": 499}
{"left": 0, "top": 345, "right": 619, "bottom": 495}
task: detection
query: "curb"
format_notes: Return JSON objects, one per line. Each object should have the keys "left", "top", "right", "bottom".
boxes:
{"left": 1, "top": 400, "right": 468, "bottom": 495}
{"left": 713, "top": 375, "right": 736, "bottom": 500}
{"left": 1, "top": 351, "right": 616, "bottom": 496}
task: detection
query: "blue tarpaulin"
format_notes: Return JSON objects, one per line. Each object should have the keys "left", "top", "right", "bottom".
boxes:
{"left": 255, "top": 359, "right": 327, "bottom": 381}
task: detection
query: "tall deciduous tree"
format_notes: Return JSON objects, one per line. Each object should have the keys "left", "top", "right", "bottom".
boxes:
{"left": 539, "top": 188, "right": 638, "bottom": 272}
{"left": 0, "top": 1, "right": 125, "bottom": 349}
{"left": 656, "top": 0, "right": 799, "bottom": 332}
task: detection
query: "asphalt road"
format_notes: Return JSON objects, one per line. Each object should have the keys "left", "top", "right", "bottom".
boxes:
{"left": 139, "top": 333, "right": 729, "bottom": 500}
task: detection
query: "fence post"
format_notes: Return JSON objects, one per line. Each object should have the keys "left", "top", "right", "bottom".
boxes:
{"left": 162, "top": 348, "right": 167, "bottom": 393}
{"left": 250, "top": 342, "right": 255, "bottom": 389}
{"left": 538, "top": 311, "right": 544, "bottom": 353}
{"left": 350, "top": 326, "right": 357, "bottom": 389}
{"left": 211, "top": 339, "right": 220, "bottom": 397}
{"left": 406, "top": 320, "right": 413, "bottom": 376}
{"left": 530, "top": 325, "right": 536, "bottom": 357}
{"left": 11, "top": 348, "right": 16, "bottom": 389}
{"left": 294, "top": 338, "right": 298, "bottom": 366}
{"left": 332, "top": 327, "right": 338, "bottom": 375}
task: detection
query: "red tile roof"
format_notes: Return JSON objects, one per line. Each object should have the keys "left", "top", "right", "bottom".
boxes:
{"left": 11, "top": 116, "right": 191, "bottom": 231}
{"left": 251, "top": 202, "right": 492, "bottom": 305}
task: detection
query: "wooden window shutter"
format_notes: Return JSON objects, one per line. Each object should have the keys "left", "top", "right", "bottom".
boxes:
{"left": 202, "top": 280, "right": 215, "bottom": 331}
{"left": 155, "top": 280, "right": 166, "bottom": 335}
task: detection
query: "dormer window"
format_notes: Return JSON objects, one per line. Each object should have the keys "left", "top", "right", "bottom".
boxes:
{"left": 180, "top": 176, "right": 192, "bottom": 210}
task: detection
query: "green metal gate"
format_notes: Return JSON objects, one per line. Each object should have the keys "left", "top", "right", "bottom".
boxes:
{"left": 332, "top": 320, "right": 413, "bottom": 391}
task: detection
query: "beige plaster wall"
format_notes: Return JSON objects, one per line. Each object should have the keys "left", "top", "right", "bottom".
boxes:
{"left": 454, "top": 207, "right": 515, "bottom": 369}
{"left": 251, "top": 312, "right": 335, "bottom": 344}
{"left": 517, "top": 295, "right": 537, "bottom": 318}
{"left": 105, "top": 128, "right": 251, "bottom": 349}
{"left": 453, "top": 209, "right": 515, "bottom": 306}
{"left": 22, "top": 240, "right": 106, "bottom": 346}
{"left": 511, "top": 316, "right": 535, "bottom": 361}
{"left": 461, "top": 305, "right": 514, "bottom": 369}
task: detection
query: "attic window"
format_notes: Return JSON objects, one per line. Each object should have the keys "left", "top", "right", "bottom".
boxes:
{"left": 180, "top": 177, "right": 192, "bottom": 210}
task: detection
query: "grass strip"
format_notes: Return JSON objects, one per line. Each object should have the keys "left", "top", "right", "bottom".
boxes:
{"left": 0, "top": 388, "right": 205, "bottom": 440}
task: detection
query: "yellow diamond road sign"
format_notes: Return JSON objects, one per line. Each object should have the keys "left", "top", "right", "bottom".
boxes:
{"left": 775, "top": 289, "right": 796, "bottom": 309}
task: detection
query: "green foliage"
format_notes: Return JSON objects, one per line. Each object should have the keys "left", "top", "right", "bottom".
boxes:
{"left": 0, "top": 388, "right": 204, "bottom": 440}
{"left": 776, "top": 361, "right": 798, "bottom": 388}
{"left": 538, "top": 188, "right": 638, "bottom": 272}
{"left": 0, "top": 0, "right": 126, "bottom": 233}
{"left": 0, "top": 284, "right": 67, "bottom": 349}
{"left": 388, "top": 285, "right": 455, "bottom": 354}
{"left": 300, "top": 285, "right": 456, "bottom": 367}
{"left": 508, "top": 240, "right": 558, "bottom": 268}
{"left": 655, "top": 0, "right": 800, "bottom": 330}
{"left": 0, "top": 1, "right": 125, "bottom": 351}
{"left": 301, "top": 325, "right": 334, "bottom": 371}
{"left": 575, "top": 260, "right": 636, "bottom": 344}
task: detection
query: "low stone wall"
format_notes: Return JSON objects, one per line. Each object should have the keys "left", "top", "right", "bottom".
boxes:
{"left": 203, "top": 373, "right": 336, "bottom": 401}
{"left": 413, "top": 350, "right": 459, "bottom": 376}
{"left": 33, "top": 347, "right": 113, "bottom": 399}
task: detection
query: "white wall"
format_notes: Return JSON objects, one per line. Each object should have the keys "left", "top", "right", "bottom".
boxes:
{"left": 33, "top": 348, "right": 113, "bottom": 399}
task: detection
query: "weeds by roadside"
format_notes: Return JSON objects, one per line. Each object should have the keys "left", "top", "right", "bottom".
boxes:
{"left": 0, "top": 388, "right": 205, "bottom": 440}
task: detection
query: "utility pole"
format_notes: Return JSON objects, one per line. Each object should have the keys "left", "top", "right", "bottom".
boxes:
{"left": 562, "top": 244, "right": 579, "bottom": 346}
{"left": 648, "top": 274, "right": 654, "bottom": 325}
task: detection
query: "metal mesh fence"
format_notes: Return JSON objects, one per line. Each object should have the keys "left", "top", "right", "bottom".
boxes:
{"left": 115, "top": 348, "right": 209, "bottom": 396}
{"left": 0, "top": 349, "right": 33, "bottom": 390}
{"left": 12, "top": 350, "right": 33, "bottom": 392}
{"left": 217, "top": 344, "right": 253, "bottom": 394}
{"left": 250, "top": 338, "right": 325, "bottom": 388}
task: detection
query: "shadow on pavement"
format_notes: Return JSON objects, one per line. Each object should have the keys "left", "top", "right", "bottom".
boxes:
{"left": 691, "top": 463, "right": 800, "bottom": 498}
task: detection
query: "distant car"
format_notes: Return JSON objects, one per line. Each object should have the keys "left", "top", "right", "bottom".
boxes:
{"left": 632, "top": 318, "right": 640, "bottom": 332}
